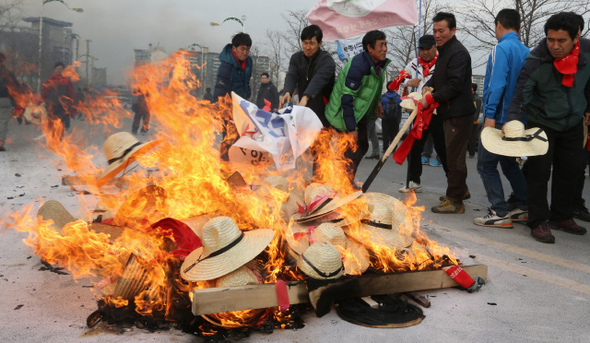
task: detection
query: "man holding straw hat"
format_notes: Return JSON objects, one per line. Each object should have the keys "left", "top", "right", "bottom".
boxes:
{"left": 506, "top": 12, "right": 590, "bottom": 243}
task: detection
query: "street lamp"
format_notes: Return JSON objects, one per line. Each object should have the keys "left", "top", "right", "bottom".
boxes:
{"left": 37, "top": 0, "right": 84, "bottom": 94}
{"left": 209, "top": 15, "right": 246, "bottom": 33}
{"left": 63, "top": 33, "right": 80, "bottom": 63}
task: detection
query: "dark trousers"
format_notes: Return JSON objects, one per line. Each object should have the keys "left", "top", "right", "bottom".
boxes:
{"left": 47, "top": 103, "right": 70, "bottom": 136}
{"left": 467, "top": 122, "right": 482, "bottom": 156}
{"left": 345, "top": 115, "right": 369, "bottom": 181}
{"left": 526, "top": 120, "right": 585, "bottom": 228}
{"left": 408, "top": 115, "right": 447, "bottom": 184}
{"left": 382, "top": 115, "right": 400, "bottom": 152}
{"left": 132, "top": 110, "right": 150, "bottom": 134}
{"left": 431, "top": 115, "right": 472, "bottom": 203}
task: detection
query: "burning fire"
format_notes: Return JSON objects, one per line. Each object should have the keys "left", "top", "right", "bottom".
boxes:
{"left": 3, "top": 51, "right": 456, "bottom": 331}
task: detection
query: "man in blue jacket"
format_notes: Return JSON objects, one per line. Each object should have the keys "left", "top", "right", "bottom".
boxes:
{"left": 213, "top": 33, "right": 253, "bottom": 102}
{"left": 475, "top": 9, "right": 530, "bottom": 228}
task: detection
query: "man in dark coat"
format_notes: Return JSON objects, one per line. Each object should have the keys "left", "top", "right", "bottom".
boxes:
{"left": 0, "top": 52, "right": 19, "bottom": 151}
{"left": 256, "top": 73, "right": 279, "bottom": 111}
{"left": 213, "top": 33, "right": 253, "bottom": 102}
{"left": 203, "top": 87, "right": 212, "bottom": 102}
{"left": 280, "top": 25, "right": 335, "bottom": 127}
{"left": 420, "top": 12, "right": 475, "bottom": 214}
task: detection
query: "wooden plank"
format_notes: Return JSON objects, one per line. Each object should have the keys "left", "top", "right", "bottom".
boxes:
{"left": 192, "top": 264, "right": 487, "bottom": 316}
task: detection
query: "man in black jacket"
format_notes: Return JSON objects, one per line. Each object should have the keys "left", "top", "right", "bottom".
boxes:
{"left": 0, "top": 52, "right": 19, "bottom": 151}
{"left": 256, "top": 73, "right": 279, "bottom": 111}
{"left": 420, "top": 12, "right": 475, "bottom": 214}
{"left": 280, "top": 25, "right": 335, "bottom": 127}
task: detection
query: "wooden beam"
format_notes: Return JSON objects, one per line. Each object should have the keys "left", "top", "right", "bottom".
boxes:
{"left": 192, "top": 264, "right": 487, "bottom": 316}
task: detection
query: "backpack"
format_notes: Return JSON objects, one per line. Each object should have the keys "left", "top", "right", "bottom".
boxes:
{"left": 384, "top": 96, "right": 400, "bottom": 121}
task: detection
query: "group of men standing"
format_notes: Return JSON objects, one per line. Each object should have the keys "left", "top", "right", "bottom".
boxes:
{"left": 206, "top": 9, "right": 590, "bottom": 244}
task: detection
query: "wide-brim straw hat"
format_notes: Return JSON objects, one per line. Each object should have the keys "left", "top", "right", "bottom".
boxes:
{"left": 284, "top": 222, "right": 312, "bottom": 261}
{"left": 360, "top": 202, "right": 414, "bottom": 249}
{"left": 481, "top": 120, "right": 548, "bottom": 157}
{"left": 96, "top": 132, "right": 162, "bottom": 188}
{"left": 281, "top": 190, "right": 306, "bottom": 220}
{"left": 215, "top": 262, "right": 263, "bottom": 288}
{"left": 37, "top": 200, "right": 77, "bottom": 232}
{"left": 23, "top": 104, "right": 48, "bottom": 125}
{"left": 400, "top": 92, "right": 423, "bottom": 110}
{"left": 297, "top": 242, "right": 344, "bottom": 280}
{"left": 312, "top": 223, "right": 370, "bottom": 275}
{"left": 296, "top": 187, "right": 363, "bottom": 223}
{"left": 364, "top": 192, "right": 408, "bottom": 232}
{"left": 180, "top": 216, "right": 274, "bottom": 281}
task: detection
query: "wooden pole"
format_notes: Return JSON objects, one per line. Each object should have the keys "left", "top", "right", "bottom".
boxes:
{"left": 191, "top": 264, "right": 487, "bottom": 316}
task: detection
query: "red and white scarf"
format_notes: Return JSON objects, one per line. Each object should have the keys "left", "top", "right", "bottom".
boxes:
{"left": 554, "top": 41, "right": 580, "bottom": 87}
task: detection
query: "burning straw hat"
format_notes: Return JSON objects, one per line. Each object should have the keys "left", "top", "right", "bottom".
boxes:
{"left": 364, "top": 192, "right": 409, "bottom": 232}
{"left": 296, "top": 183, "right": 362, "bottom": 222}
{"left": 284, "top": 222, "right": 312, "bottom": 262}
{"left": 96, "top": 132, "right": 162, "bottom": 188}
{"left": 180, "top": 216, "right": 274, "bottom": 281}
{"left": 23, "top": 104, "right": 48, "bottom": 125}
{"left": 312, "top": 223, "right": 370, "bottom": 275}
{"left": 37, "top": 200, "right": 77, "bottom": 232}
{"left": 481, "top": 120, "right": 548, "bottom": 157}
{"left": 359, "top": 202, "right": 414, "bottom": 249}
{"left": 297, "top": 242, "right": 344, "bottom": 280}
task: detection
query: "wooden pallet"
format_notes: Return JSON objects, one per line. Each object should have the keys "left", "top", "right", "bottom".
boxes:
{"left": 192, "top": 264, "right": 487, "bottom": 315}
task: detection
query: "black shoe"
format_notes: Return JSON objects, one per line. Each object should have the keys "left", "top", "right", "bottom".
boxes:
{"left": 0, "top": 145, "right": 5, "bottom": 152}
{"left": 573, "top": 206, "right": 590, "bottom": 222}
{"left": 548, "top": 219, "right": 587, "bottom": 235}
{"left": 530, "top": 222, "right": 555, "bottom": 243}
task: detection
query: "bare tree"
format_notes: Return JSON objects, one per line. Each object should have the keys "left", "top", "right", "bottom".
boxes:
{"left": 280, "top": 10, "right": 310, "bottom": 57}
{"left": 264, "top": 29, "right": 284, "bottom": 85}
{"left": 459, "top": 0, "right": 590, "bottom": 66}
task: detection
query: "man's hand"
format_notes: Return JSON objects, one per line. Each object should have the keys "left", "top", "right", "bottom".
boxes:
{"left": 375, "top": 102, "right": 383, "bottom": 118}
{"left": 585, "top": 112, "right": 590, "bottom": 125}
{"left": 350, "top": 130, "right": 358, "bottom": 140}
{"left": 407, "top": 78, "right": 422, "bottom": 88}
{"left": 422, "top": 86, "right": 433, "bottom": 95}
{"left": 484, "top": 118, "right": 496, "bottom": 128}
{"left": 418, "top": 97, "right": 430, "bottom": 109}
{"left": 279, "top": 92, "right": 291, "bottom": 108}
{"left": 299, "top": 95, "right": 309, "bottom": 107}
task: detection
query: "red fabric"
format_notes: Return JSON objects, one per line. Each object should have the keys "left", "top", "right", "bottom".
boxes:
{"left": 306, "top": 192, "right": 335, "bottom": 214}
{"left": 232, "top": 50, "right": 247, "bottom": 70}
{"left": 554, "top": 41, "right": 580, "bottom": 87}
{"left": 393, "top": 101, "right": 439, "bottom": 164}
{"left": 388, "top": 69, "right": 409, "bottom": 92}
{"left": 425, "top": 93, "right": 435, "bottom": 105}
{"left": 150, "top": 218, "right": 202, "bottom": 260}
{"left": 275, "top": 280, "right": 290, "bottom": 312}
{"left": 443, "top": 265, "right": 475, "bottom": 289}
{"left": 418, "top": 54, "right": 437, "bottom": 77}
{"left": 40, "top": 74, "right": 75, "bottom": 102}
{"left": 263, "top": 98, "right": 271, "bottom": 111}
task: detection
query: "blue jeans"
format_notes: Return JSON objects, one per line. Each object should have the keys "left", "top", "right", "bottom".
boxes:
{"left": 477, "top": 124, "right": 527, "bottom": 216}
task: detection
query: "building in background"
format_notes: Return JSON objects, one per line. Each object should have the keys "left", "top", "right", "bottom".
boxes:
{"left": 92, "top": 67, "right": 107, "bottom": 88}
{"left": 472, "top": 74, "right": 484, "bottom": 98}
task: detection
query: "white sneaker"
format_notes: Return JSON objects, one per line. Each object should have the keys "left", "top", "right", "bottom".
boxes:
{"left": 474, "top": 209, "right": 513, "bottom": 228}
{"left": 399, "top": 181, "right": 422, "bottom": 193}
{"left": 508, "top": 208, "right": 528, "bottom": 222}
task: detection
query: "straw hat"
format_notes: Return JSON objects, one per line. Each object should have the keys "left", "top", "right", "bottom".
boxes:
{"left": 37, "top": 200, "right": 77, "bottom": 231}
{"left": 180, "top": 216, "right": 274, "bottom": 281}
{"left": 364, "top": 192, "right": 407, "bottom": 230}
{"left": 481, "top": 120, "right": 548, "bottom": 157}
{"left": 297, "top": 242, "right": 344, "bottom": 280}
{"left": 312, "top": 223, "right": 370, "bottom": 275}
{"left": 400, "top": 92, "right": 423, "bottom": 110}
{"left": 23, "top": 104, "right": 47, "bottom": 125}
{"left": 96, "top": 132, "right": 162, "bottom": 188}
{"left": 284, "top": 222, "right": 312, "bottom": 262}
{"left": 215, "top": 262, "right": 263, "bottom": 288}
{"left": 360, "top": 202, "right": 414, "bottom": 249}
{"left": 282, "top": 190, "right": 306, "bottom": 220}
{"left": 296, "top": 183, "right": 362, "bottom": 222}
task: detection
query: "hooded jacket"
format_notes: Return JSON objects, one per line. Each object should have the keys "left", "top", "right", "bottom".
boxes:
{"left": 325, "top": 51, "right": 390, "bottom": 132}
{"left": 425, "top": 35, "right": 474, "bottom": 118}
{"left": 380, "top": 91, "right": 401, "bottom": 120}
{"left": 507, "top": 38, "right": 590, "bottom": 131}
{"left": 213, "top": 43, "right": 253, "bottom": 102}
{"left": 483, "top": 32, "right": 530, "bottom": 124}
{"left": 283, "top": 49, "right": 335, "bottom": 126}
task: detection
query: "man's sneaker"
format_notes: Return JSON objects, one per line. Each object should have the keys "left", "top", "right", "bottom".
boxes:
{"left": 531, "top": 222, "right": 555, "bottom": 243}
{"left": 439, "top": 190, "right": 471, "bottom": 201}
{"left": 421, "top": 156, "right": 429, "bottom": 165}
{"left": 474, "top": 210, "right": 513, "bottom": 228}
{"left": 548, "top": 219, "right": 587, "bottom": 235}
{"left": 573, "top": 205, "right": 590, "bottom": 222}
{"left": 508, "top": 208, "right": 528, "bottom": 222}
{"left": 399, "top": 181, "right": 422, "bottom": 193}
{"left": 432, "top": 199, "right": 464, "bottom": 214}
{"left": 429, "top": 159, "right": 443, "bottom": 167}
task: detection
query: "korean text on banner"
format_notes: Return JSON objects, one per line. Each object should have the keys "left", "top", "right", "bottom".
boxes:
{"left": 307, "top": 0, "right": 418, "bottom": 41}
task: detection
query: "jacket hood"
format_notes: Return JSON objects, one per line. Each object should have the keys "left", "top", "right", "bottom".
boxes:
{"left": 382, "top": 91, "right": 399, "bottom": 100}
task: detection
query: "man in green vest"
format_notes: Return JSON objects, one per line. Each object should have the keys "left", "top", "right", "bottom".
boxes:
{"left": 325, "top": 30, "right": 390, "bottom": 189}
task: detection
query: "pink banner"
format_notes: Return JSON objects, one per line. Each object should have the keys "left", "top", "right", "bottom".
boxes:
{"left": 307, "top": 0, "right": 418, "bottom": 41}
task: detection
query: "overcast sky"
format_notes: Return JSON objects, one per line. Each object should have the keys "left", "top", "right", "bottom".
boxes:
{"left": 20, "top": 0, "right": 321, "bottom": 85}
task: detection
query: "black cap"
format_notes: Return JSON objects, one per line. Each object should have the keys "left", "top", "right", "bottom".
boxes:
{"left": 418, "top": 35, "right": 436, "bottom": 48}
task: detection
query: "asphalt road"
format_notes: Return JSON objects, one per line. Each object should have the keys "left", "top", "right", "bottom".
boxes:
{"left": 1, "top": 115, "right": 589, "bottom": 343}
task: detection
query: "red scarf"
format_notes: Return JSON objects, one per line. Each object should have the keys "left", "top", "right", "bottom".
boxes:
{"left": 232, "top": 50, "right": 247, "bottom": 70}
{"left": 419, "top": 54, "right": 437, "bottom": 77}
{"left": 554, "top": 41, "right": 580, "bottom": 87}
{"left": 393, "top": 101, "right": 439, "bottom": 165}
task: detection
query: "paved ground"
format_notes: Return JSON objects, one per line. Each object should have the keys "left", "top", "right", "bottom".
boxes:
{"left": 1, "top": 115, "right": 589, "bottom": 342}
